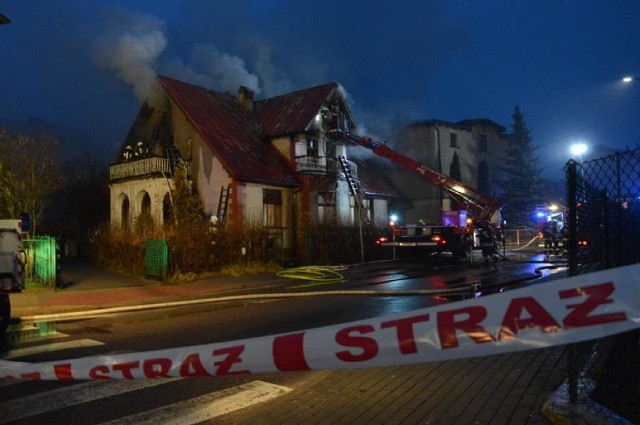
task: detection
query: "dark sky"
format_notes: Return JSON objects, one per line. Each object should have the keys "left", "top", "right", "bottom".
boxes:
{"left": 1, "top": 1, "right": 639, "bottom": 179}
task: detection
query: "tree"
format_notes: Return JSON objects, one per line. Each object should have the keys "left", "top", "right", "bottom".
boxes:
{"left": 0, "top": 128, "right": 63, "bottom": 235}
{"left": 48, "top": 154, "right": 109, "bottom": 239}
{"left": 170, "top": 168, "right": 205, "bottom": 227}
{"left": 496, "top": 106, "right": 546, "bottom": 227}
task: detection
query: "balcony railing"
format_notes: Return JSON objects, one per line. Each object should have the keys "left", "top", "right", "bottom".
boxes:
{"left": 109, "top": 157, "right": 190, "bottom": 181}
{"left": 296, "top": 156, "right": 358, "bottom": 179}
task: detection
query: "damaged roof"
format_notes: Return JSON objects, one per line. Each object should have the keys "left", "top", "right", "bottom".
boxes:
{"left": 255, "top": 82, "right": 342, "bottom": 136}
{"left": 158, "top": 75, "right": 300, "bottom": 188}
{"left": 352, "top": 158, "right": 398, "bottom": 198}
{"left": 155, "top": 76, "right": 388, "bottom": 198}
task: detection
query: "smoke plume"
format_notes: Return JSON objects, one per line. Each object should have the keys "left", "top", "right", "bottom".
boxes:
{"left": 93, "top": 10, "right": 167, "bottom": 106}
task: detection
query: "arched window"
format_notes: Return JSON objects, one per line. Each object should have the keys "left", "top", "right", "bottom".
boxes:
{"left": 121, "top": 196, "right": 130, "bottom": 230}
{"left": 163, "top": 192, "right": 174, "bottom": 227}
{"left": 141, "top": 192, "right": 151, "bottom": 216}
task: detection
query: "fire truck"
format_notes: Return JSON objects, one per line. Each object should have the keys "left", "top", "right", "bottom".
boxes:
{"left": 335, "top": 133, "right": 501, "bottom": 259}
{"left": 0, "top": 213, "right": 31, "bottom": 334}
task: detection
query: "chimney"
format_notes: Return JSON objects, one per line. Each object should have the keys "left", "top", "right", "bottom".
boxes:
{"left": 236, "top": 86, "right": 254, "bottom": 111}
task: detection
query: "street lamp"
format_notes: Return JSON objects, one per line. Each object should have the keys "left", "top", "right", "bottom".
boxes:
{"left": 570, "top": 142, "right": 588, "bottom": 163}
{"left": 622, "top": 76, "right": 638, "bottom": 83}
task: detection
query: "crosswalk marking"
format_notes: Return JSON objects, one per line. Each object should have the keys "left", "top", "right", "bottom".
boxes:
{"left": 101, "top": 380, "right": 293, "bottom": 425}
{"left": 2, "top": 338, "right": 105, "bottom": 359}
{"left": 0, "top": 378, "right": 178, "bottom": 424}
{"left": 1, "top": 336, "right": 293, "bottom": 424}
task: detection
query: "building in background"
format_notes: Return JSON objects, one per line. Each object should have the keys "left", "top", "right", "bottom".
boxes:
{"left": 384, "top": 119, "right": 509, "bottom": 225}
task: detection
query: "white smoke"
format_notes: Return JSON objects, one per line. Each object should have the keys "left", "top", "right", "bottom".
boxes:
{"left": 167, "top": 44, "right": 261, "bottom": 95}
{"left": 94, "top": 9, "right": 262, "bottom": 105}
{"left": 93, "top": 11, "right": 167, "bottom": 105}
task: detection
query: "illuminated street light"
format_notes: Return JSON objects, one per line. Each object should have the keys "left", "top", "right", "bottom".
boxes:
{"left": 622, "top": 76, "right": 638, "bottom": 83}
{"left": 570, "top": 142, "right": 588, "bottom": 162}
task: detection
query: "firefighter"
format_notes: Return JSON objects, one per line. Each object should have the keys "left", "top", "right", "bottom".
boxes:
{"left": 542, "top": 221, "right": 554, "bottom": 256}
{"left": 478, "top": 221, "right": 498, "bottom": 265}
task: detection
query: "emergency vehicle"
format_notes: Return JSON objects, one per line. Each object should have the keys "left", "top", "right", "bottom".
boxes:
{"left": 331, "top": 133, "right": 501, "bottom": 259}
{"left": 0, "top": 213, "right": 31, "bottom": 334}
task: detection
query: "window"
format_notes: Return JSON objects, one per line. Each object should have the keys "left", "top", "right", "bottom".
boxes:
{"left": 478, "top": 134, "right": 488, "bottom": 153}
{"left": 352, "top": 197, "right": 372, "bottom": 223}
{"left": 307, "top": 139, "right": 318, "bottom": 157}
{"left": 450, "top": 132, "right": 459, "bottom": 148}
{"left": 263, "top": 189, "right": 282, "bottom": 227}
{"left": 317, "top": 192, "right": 336, "bottom": 223}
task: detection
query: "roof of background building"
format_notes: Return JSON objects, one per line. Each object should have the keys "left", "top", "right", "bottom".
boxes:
{"left": 411, "top": 118, "right": 506, "bottom": 133}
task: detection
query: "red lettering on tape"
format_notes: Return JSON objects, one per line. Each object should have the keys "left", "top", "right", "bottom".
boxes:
{"left": 273, "top": 333, "right": 311, "bottom": 371}
{"left": 335, "top": 325, "right": 378, "bottom": 362}
{"left": 89, "top": 365, "right": 112, "bottom": 379}
{"left": 213, "top": 345, "right": 249, "bottom": 376}
{"left": 143, "top": 358, "right": 172, "bottom": 378}
{"left": 54, "top": 363, "right": 74, "bottom": 380}
{"left": 180, "top": 353, "right": 211, "bottom": 377}
{"left": 113, "top": 361, "right": 140, "bottom": 379}
{"left": 561, "top": 282, "right": 627, "bottom": 329}
{"left": 381, "top": 314, "right": 430, "bottom": 354}
{"left": 437, "top": 306, "right": 495, "bottom": 349}
{"left": 499, "top": 297, "right": 561, "bottom": 340}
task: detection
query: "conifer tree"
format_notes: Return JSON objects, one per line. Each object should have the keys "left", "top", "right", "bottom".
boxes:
{"left": 496, "top": 106, "right": 546, "bottom": 227}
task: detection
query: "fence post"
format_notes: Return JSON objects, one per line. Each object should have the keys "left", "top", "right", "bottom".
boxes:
{"left": 565, "top": 159, "right": 580, "bottom": 404}
{"left": 566, "top": 160, "right": 578, "bottom": 277}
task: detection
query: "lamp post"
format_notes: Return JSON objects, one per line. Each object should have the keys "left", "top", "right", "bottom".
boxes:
{"left": 622, "top": 76, "right": 638, "bottom": 83}
{"left": 570, "top": 142, "right": 588, "bottom": 203}
{"left": 390, "top": 214, "right": 398, "bottom": 260}
{"left": 570, "top": 142, "right": 588, "bottom": 163}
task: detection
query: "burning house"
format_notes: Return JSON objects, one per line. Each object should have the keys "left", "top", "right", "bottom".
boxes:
{"left": 108, "top": 76, "right": 397, "bottom": 258}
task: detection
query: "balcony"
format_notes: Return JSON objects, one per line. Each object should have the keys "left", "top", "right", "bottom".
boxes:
{"left": 296, "top": 155, "right": 327, "bottom": 173}
{"left": 109, "top": 157, "right": 190, "bottom": 181}
{"left": 295, "top": 156, "right": 358, "bottom": 179}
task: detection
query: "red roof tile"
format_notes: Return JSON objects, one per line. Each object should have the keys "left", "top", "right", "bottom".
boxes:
{"left": 158, "top": 75, "right": 300, "bottom": 188}
{"left": 255, "top": 83, "right": 339, "bottom": 136}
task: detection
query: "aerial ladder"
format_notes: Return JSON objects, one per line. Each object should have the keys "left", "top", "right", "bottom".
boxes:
{"left": 339, "top": 134, "right": 500, "bottom": 223}
{"left": 331, "top": 132, "right": 501, "bottom": 258}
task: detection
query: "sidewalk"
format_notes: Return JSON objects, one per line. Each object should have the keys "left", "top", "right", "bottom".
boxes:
{"left": 11, "top": 258, "right": 286, "bottom": 317}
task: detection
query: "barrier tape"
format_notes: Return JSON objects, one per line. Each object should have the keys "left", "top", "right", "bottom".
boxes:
{"left": 2, "top": 264, "right": 639, "bottom": 380}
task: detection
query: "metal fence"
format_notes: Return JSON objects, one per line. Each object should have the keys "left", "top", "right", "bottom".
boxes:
{"left": 564, "top": 147, "right": 640, "bottom": 422}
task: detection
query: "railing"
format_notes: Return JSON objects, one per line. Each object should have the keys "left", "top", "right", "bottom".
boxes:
{"left": 109, "top": 157, "right": 190, "bottom": 181}
{"left": 295, "top": 155, "right": 327, "bottom": 173}
{"left": 296, "top": 155, "right": 358, "bottom": 179}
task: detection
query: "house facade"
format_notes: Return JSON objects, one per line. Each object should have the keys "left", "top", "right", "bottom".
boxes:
{"left": 385, "top": 119, "right": 509, "bottom": 225}
{"left": 108, "top": 76, "right": 397, "bottom": 258}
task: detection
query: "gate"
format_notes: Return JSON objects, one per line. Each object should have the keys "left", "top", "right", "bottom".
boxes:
{"left": 145, "top": 238, "right": 168, "bottom": 281}
{"left": 23, "top": 236, "right": 58, "bottom": 288}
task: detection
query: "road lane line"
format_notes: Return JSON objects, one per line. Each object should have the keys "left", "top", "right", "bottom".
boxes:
{"left": 101, "top": 380, "right": 293, "bottom": 425}
{"left": 0, "top": 378, "right": 178, "bottom": 424}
